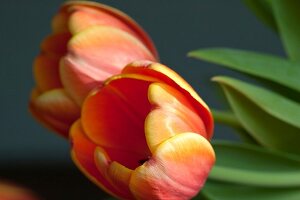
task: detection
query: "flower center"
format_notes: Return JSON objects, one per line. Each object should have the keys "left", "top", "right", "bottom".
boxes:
{"left": 138, "top": 157, "right": 150, "bottom": 165}
{"left": 82, "top": 77, "right": 153, "bottom": 170}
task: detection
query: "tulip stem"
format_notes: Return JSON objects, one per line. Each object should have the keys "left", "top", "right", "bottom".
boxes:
{"left": 212, "top": 109, "right": 241, "bottom": 128}
{"left": 212, "top": 109, "right": 260, "bottom": 144}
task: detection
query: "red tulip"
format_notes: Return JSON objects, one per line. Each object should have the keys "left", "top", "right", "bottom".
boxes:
{"left": 29, "top": 1, "right": 158, "bottom": 137}
{"left": 71, "top": 61, "right": 215, "bottom": 200}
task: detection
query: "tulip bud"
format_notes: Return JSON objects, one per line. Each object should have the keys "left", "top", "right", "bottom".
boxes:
{"left": 29, "top": 1, "right": 158, "bottom": 137}
{"left": 71, "top": 61, "right": 215, "bottom": 200}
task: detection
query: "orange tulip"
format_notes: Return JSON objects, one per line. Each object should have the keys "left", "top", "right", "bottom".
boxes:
{"left": 71, "top": 61, "right": 215, "bottom": 200}
{"left": 0, "top": 181, "right": 39, "bottom": 200}
{"left": 29, "top": 1, "right": 158, "bottom": 137}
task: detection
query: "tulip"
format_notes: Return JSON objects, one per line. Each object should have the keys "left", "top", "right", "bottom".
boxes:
{"left": 71, "top": 61, "right": 215, "bottom": 200}
{"left": 0, "top": 181, "right": 39, "bottom": 200}
{"left": 29, "top": 1, "right": 158, "bottom": 137}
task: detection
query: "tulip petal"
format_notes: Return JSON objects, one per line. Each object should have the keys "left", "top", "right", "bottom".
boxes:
{"left": 94, "top": 148, "right": 134, "bottom": 199}
{"left": 129, "top": 132, "right": 215, "bottom": 200}
{"left": 29, "top": 88, "right": 80, "bottom": 137}
{"left": 68, "top": 26, "right": 155, "bottom": 73}
{"left": 146, "top": 83, "right": 207, "bottom": 152}
{"left": 123, "top": 61, "right": 206, "bottom": 107}
{"left": 123, "top": 61, "right": 214, "bottom": 139}
{"left": 70, "top": 121, "right": 123, "bottom": 199}
{"left": 0, "top": 181, "right": 39, "bottom": 200}
{"left": 60, "top": 26, "right": 155, "bottom": 105}
{"left": 40, "top": 32, "right": 71, "bottom": 57}
{"left": 67, "top": 6, "right": 138, "bottom": 37}
{"left": 59, "top": 57, "right": 110, "bottom": 106}
{"left": 33, "top": 54, "right": 62, "bottom": 92}
{"left": 30, "top": 89, "right": 79, "bottom": 122}
{"left": 62, "top": 1, "right": 158, "bottom": 58}
{"left": 30, "top": 105, "right": 71, "bottom": 137}
{"left": 82, "top": 77, "right": 151, "bottom": 168}
{"left": 51, "top": 10, "right": 69, "bottom": 33}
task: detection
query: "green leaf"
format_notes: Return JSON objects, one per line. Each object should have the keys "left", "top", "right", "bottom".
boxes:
{"left": 212, "top": 110, "right": 241, "bottom": 128}
{"left": 212, "top": 109, "right": 258, "bottom": 144}
{"left": 243, "top": 0, "right": 277, "bottom": 32}
{"left": 199, "top": 180, "right": 300, "bottom": 200}
{"left": 193, "top": 192, "right": 211, "bottom": 200}
{"left": 208, "top": 141, "right": 300, "bottom": 187}
{"left": 188, "top": 48, "right": 300, "bottom": 93}
{"left": 213, "top": 76, "right": 300, "bottom": 154}
{"left": 213, "top": 76, "right": 300, "bottom": 129}
{"left": 271, "top": 0, "right": 300, "bottom": 61}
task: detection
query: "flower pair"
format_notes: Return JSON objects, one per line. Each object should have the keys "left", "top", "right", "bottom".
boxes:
{"left": 29, "top": 1, "right": 215, "bottom": 199}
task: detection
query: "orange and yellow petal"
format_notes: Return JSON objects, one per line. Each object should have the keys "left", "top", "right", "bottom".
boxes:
{"left": 60, "top": 26, "right": 155, "bottom": 105}
{"left": 129, "top": 132, "right": 215, "bottom": 200}
{"left": 122, "top": 61, "right": 214, "bottom": 139}
{"left": 94, "top": 148, "right": 134, "bottom": 199}
{"left": 146, "top": 83, "right": 207, "bottom": 152}
{"left": 34, "top": 31, "right": 70, "bottom": 94}
{"left": 70, "top": 121, "right": 123, "bottom": 198}
{"left": 33, "top": 54, "right": 62, "bottom": 92}
{"left": 61, "top": 1, "right": 158, "bottom": 58}
{"left": 67, "top": 5, "right": 137, "bottom": 36}
{"left": 67, "top": 26, "right": 155, "bottom": 69}
{"left": 51, "top": 9, "right": 69, "bottom": 33}
{"left": 40, "top": 32, "right": 71, "bottom": 57}
{"left": 29, "top": 89, "right": 80, "bottom": 137}
{"left": 59, "top": 56, "right": 109, "bottom": 106}
{"left": 82, "top": 77, "right": 152, "bottom": 169}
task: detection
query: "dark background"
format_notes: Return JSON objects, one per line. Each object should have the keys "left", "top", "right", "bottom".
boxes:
{"left": 0, "top": 0, "right": 283, "bottom": 199}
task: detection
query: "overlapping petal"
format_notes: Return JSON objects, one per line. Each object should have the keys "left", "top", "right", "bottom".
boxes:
{"left": 71, "top": 61, "right": 214, "bottom": 199}
{"left": 130, "top": 132, "right": 215, "bottom": 200}
{"left": 29, "top": 88, "right": 80, "bottom": 135}
{"left": 146, "top": 83, "right": 207, "bottom": 151}
{"left": 33, "top": 55, "right": 62, "bottom": 92}
{"left": 56, "top": 1, "right": 158, "bottom": 57}
{"left": 30, "top": 1, "right": 158, "bottom": 137}
{"left": 70, "top": 121, "right": 126, "bottom": 199}
{"left": 60, "top": 26, "right": 156, "bottom": 105}
{"left": 122, "top": 61, "right": 214, "bottom": 138}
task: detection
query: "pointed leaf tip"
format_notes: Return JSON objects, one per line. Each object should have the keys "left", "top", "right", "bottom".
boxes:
{"left": 190, "top": 48, "right": 300, "bottom": 94}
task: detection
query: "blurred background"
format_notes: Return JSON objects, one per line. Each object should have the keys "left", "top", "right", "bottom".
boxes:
{"left": 0, "top": 0, "right": 283, "bottom": 199}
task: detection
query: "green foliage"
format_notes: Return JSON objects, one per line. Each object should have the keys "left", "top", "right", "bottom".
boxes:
{"left": 209, "top": 141, "right": 300, "bottom": 187}
{"left": 189, "top": 48, "right": 300, "bottom": 154}
{"left": 213, "top": 76, "right": 300, "bottom": 154}
{"left": 212, "top": 110, "right": 258, "bottom": 144}
{"left": 189, "top": 1, "right": 300, "bottom": 199}
{"left": 194, "top": 141, "right": 300, "bottom": 200}
{"left": 188, "top": 48, "right": 300, "bottom": 93}
{"left": 243, "top": 0, "right": 277, "bottom": 32}
{"left": 244, "top": 0, "right": 300, "bottom": 60}
{"left": 271, "top": 0, "right": 300, "bottom": 61}
{"left": 200, "top": 181, "right": 300, "bottom": 200}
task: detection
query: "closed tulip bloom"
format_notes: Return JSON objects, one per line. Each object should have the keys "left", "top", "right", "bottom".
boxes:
{"left": 71, "top": 61, "right": 215, "bottom": 200}
{"left": 29, "top": 1, "right": 158, "bottom": 137}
